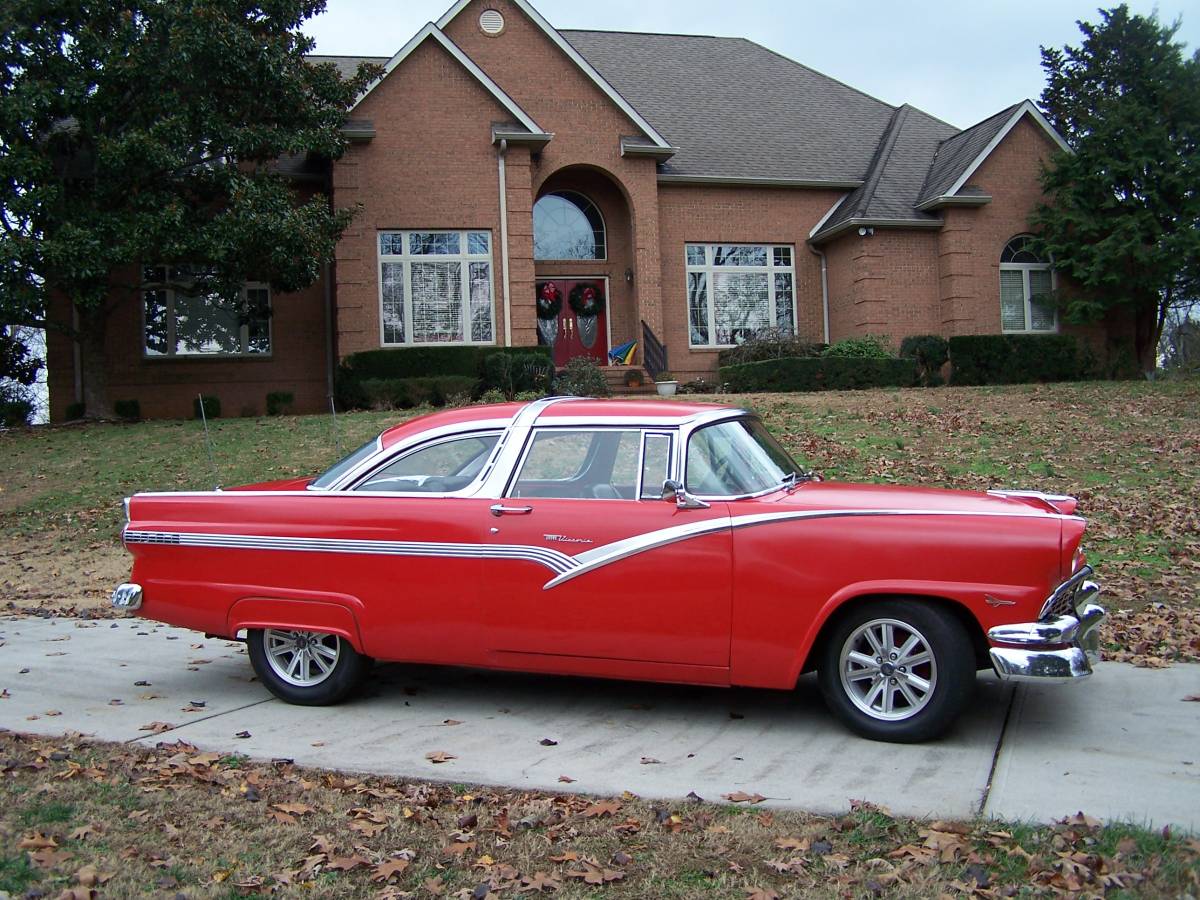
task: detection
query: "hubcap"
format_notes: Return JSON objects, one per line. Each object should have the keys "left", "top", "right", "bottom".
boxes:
{"left": 264, "top": 629, "right": 341, "bottom": 688}
{"left": 839, "top": 618, "right": 938, "bottom": 721}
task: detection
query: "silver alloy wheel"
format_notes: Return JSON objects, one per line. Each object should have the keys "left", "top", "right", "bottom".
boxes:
{"left": 264, "top": 629, "right": 342, "bottom": 688}
{"left": 838, "top": 617, "right": 938, "bottom": 721}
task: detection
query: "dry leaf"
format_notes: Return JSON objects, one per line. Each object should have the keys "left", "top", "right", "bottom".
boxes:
{"left": 425, "top": 751, "right": 457, "bottom": 764}
{"left": 722, "top": 791, "right": 766, "bottom": 804}
{"left": 370, "top": 859, "right": 410, "bottom": 882}
{"left": 557, "top": 775, "right": 576, "bottom": 783}
{"left": 138, "top": 721, "right": 174, "bottom": 734}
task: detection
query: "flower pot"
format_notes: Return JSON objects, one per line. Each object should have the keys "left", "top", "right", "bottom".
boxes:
{"left": 655, "top": 380, "right": 679, "bottom": 397}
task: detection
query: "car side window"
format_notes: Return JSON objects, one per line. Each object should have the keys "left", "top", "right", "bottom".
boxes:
{"left": 354, "top": 432, "right": 500, "bottom": 493}
{"left": 511, "top": 429, "right": 642, "bottom": 500}
{"left": 639, "top": 432, "right": 673, "bottom": 499}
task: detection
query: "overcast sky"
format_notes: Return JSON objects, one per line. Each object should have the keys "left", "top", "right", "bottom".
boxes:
{"left": 305, "top": 0, "right": 1197, "bottom": 128}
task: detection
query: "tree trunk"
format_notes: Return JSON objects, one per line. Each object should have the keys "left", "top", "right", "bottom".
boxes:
{"left": 76, "top": 302, "right": 114, "bottom": 419}
{"left": 1132, "top": 297, "right": 1162, "bottom": 378}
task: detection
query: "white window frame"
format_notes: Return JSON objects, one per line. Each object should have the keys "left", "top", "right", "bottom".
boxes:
{"left": 684, "top": 243, "right": 797, "bottom": 349}
{"left": 378, "top": 229, "right": 495, "bottom": 347}
{"left": 999, "top": 263, "right": 1058, "bottom": 334}
{"left": 141, "top": 267, "right": 272, "bottom": 358}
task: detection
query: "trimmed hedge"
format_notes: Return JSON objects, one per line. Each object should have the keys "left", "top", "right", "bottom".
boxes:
{"left": 113, "top": 399, "right": 141, "bottom": 421}
{"left": 717, "top": 332, "right": 826, "bottom": 367}
{"left": 948, "top": 334, "right": 1083, "bottom": 385}
{"left": 358, "top": 375, "right": 478, "bottom": 410}
{"left": 720, "top": 356, "right": 917, "bottom": 392}
{"left": 335, "top": 346, "right": 552, "bottom": 409}
{"left": 899, "top": 335, "right": 950, "bottom": 386}
{"left": 265, "top": 391, "right": 294, "bottom": 416}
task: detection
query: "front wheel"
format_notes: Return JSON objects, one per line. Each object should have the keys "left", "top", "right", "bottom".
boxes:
{"left": 248, "top": 628, "right": 368, "bottom": 705}
{"left": 817, "top": 600, "right": 975, "bottom": 743}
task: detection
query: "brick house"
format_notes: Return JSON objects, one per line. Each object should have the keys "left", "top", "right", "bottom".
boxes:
{"left": 47, "top": 0, "right": 1125, "bottom": 420}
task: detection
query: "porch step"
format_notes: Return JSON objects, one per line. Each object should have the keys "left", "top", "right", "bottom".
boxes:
{"left": 604, "top": 365, "right": 656, "bottom": 396}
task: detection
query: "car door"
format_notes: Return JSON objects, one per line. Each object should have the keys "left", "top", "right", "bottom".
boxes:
{"left": 483, "top": 426, "right": 733, "bottom": 670}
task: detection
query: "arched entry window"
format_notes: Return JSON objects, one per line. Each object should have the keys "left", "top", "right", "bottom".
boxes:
{"left": 1000, "top": 235, "right": 1057, "bottom": 333}
{"left": 533, "top": 191, "right": 606, "bottom": 260}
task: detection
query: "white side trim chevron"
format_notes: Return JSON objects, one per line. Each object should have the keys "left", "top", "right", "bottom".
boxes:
{"left": 127, "top": 505, "right": 1070, "bottom": 592}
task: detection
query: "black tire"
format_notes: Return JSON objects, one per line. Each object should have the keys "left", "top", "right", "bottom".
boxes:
{"left": 817, "top": 600, "right": 975, "bottom": 743}
{"left": 247, "top": 628, "right": 369, "bottom": 706}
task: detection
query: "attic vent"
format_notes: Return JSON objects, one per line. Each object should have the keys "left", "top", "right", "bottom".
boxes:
{"left": 479, "top": 9, "right": 505, "bottom": 35}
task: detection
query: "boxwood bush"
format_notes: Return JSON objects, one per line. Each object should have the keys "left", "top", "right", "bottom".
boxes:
{"left": 720, "top": 356, "right": 917, "bottom": 392}
{"left": 717, "top": 330, "right": 826, "bottom": 366}
{"left": 358, "top": 375, "right": 478, "bottom": 410}
{"left": 899, "top": 335, "right": 950, "bottom": 386}
{"left": 948, "top": 334, "right": 1083, "bottom": 385}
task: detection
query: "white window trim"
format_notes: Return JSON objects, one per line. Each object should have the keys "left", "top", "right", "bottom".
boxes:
{"left": 999, "top": 262, "right": 1058, "bottom": 334}
{"left": 378, "top": 229, "right": 495, "bottom": 347}
{"left": 142, "top": 271, "right": 272, "bottom": 358}
{"left": 685, "top": 243, "right": 797, "bottom": 349}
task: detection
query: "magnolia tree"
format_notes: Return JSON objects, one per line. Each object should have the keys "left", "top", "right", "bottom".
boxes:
{"left": 1032, "top": 5, "right": 1200, "bottom": 375}
{"left": 0, "top": 0, "right": 379, "bottom": 416}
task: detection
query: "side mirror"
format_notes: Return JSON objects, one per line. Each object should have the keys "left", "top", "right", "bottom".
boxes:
{"left": 661, "top": 478, "right": 710, "bottom": 510}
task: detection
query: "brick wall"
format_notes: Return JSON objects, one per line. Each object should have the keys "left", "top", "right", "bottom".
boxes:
{"left": 656, "top": 185, "right": 844, "bottom": 380}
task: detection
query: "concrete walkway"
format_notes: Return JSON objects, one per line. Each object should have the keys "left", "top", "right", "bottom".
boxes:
{"left": 1, "top": 616, "right": 1196, "bottom": 831}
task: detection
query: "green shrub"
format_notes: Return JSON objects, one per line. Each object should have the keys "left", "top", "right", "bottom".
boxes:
{"left": 557, "top": 357, "right": 611, "bottom": 397}
{"left": 1, "top": 398, "right": 34, "bottom": 426}
{"left": 948, "top": 334, "right": 1083, "bottom": 385}
{"left": 822, "top": 335, "right": 892, "bottom": 359}
{"left": 334, "top": 346, "right": 550, "bottom": 410}
{"left": 265, "top": 391, "right": 294, "bottom": 416}
{"left": 65, "top": 401, "right": 85, "bottom": 420}
{"left": 359, "top": 376, "right": 478, "bottom": 410}
{"left": 899, "top": 335, "right": 950, "bottom": 386}
{"left": 113, "top": 399, "right": 141, "bottom": 421}
{"left": 720, "top": 356, "right": 917, "bottom": 393}
{"left": 193, "top": 395, "right": 221, "bottom": 420}
{"left": 481, "top": 351, "right": 553, "bottom": 399}
{"left": 718, "top": 329, "right": 825, "bottom": 367}
{"left": 477, "top": 388, "right": 508, "bottom": 404}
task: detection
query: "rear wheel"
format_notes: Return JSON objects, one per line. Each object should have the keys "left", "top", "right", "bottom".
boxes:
{"left": 817, "top": 600, "right": 975, "bottom": 743}
{"left": 248, "top": 628, "right": 368, "bottom": 705}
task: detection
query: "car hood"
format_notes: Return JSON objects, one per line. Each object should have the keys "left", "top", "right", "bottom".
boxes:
{"left": 749, "top": 481, "right": 1076, "bottom": 517}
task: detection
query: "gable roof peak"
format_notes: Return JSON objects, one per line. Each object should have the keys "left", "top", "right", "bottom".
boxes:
{"left": 436, "top": 0, "right": 671, "bottom": 148}
{"left": 351, "top": 22, "right": 547, "bottom": 138}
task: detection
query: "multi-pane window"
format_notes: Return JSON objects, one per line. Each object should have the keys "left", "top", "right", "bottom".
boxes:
{"left": 378, "top": 230, "right": 494, "bottom": 345}
{"left": 142, "top": 265, "right": 270, "bottom": 357}
{"left": 685, "top": 244, "right": 796, "bottom": 348}
{"left": 999, "top": 235, "right": 1057, "bottom": 333}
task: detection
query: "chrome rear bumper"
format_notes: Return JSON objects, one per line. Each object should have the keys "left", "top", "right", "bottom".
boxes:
{"left": 988, "top": 569, "right": 1104, "bottom": 683}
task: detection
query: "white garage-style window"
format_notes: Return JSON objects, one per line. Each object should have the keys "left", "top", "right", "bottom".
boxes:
{"left": 685, "top": 244, "right": 796, "bottom": 348}
{"left": 378, "top": 230, "right": 494, "bottom": 345}
{"left": 142, "top": 265, "right": 271, "bottom": 357}
{"left": 999, "top": 235, "right": 1057, "bottom": 334}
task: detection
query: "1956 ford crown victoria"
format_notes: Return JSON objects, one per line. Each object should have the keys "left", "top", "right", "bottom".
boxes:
{"left": 113, "top": 397, "right": 1104, "bottom": 742}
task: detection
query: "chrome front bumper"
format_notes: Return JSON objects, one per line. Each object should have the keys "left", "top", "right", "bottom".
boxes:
{"left": 111, "top": 582, "right": 143, "bottom": 611}
{"left": 988, "top": 567, "right": 1105, "bottom": 683}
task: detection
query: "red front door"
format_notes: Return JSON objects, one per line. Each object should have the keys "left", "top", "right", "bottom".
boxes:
{"left": 536, "top": 279, "right": 608, "bottom": 367}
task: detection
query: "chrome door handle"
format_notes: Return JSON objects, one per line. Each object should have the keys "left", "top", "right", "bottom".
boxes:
{"left": 490, "top": 504, "right": 533, "bottom": 517}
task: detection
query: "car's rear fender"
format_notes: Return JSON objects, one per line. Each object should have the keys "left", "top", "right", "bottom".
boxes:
{"left": 227, "top": 597, "right": 366, "bottom": 655}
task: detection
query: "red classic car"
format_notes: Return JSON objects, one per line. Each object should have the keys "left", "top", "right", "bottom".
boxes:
{"left": 112, "top": 397, "right": 1104, "bottom": 742}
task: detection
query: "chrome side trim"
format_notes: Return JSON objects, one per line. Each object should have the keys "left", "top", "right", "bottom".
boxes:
{"left": 124, "top": 530, "right": 576, "bottom": 575}
{"left": 1037, "top": 565, "right": 1094, "bottom": 620}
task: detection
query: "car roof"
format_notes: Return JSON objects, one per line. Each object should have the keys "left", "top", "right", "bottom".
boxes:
{"left": 378, "top": 398, "right": 740, "bottom": 448}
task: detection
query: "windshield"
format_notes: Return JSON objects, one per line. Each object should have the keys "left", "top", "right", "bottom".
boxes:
{"left": 686, "top": 418, "right": 803, "bottom": 497}
{"left": 310, "top": 436, "right": 382, "bottom": 489}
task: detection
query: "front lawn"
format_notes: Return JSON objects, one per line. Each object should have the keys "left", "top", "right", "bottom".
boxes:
{"left": 1, "top": 379, "right": 1197, "bottom": 661}
{"left": 1, "top": 731, "right": 1197, "bottom": 898}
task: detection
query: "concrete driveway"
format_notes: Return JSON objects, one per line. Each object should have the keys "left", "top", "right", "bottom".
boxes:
{"left": 2, "top": 616, "right": 1197, "bottom": 831}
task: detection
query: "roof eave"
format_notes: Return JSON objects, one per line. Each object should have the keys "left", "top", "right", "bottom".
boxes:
{"left": 620, "top": 138, "right": 677, "bottom": 161}
{"left": 809, "top": 216, "right": 943, "bottom": 245}
{"left": 914, "top": 194, "right": 992, "bottom": 212}
{"left": 657, "top": 174, "right": 864, "bottom": 190}
{"left": 492, "top": 127, "right": 554, "bottom": 148}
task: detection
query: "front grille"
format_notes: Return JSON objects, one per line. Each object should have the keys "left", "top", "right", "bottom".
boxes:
{"left": 1038, "top": 565, "right": 1094, "bottom": 621}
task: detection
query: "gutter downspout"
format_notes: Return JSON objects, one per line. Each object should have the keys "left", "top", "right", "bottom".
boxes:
{"left": 323, "top": 261, "right": 335, "bottom": 400}
{"left": 497, "top": 139, "right": 512, "bottom": 346}
{"left": 808, "top": 245, "right": 831, "bottom": 344}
